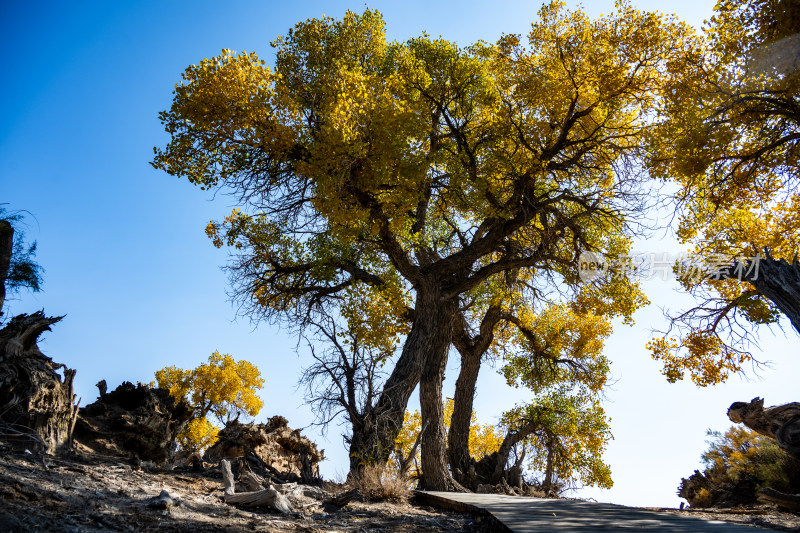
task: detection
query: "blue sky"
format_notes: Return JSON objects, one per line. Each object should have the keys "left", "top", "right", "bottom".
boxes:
{"left": 3, "top": 0, "right": 799, "bottom": 508}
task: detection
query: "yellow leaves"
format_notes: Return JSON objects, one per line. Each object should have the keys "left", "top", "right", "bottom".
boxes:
{"left": 155, "top": 351, "right": 264, "bottom": 450}
{"left": 178, "top": 417, "right": 220, "bottom": 453}
{"left": 647, "top": 331, "right": 751, "bottom": 386}
{"left": 501, "top": 391, "right": 614, "bottom": 489}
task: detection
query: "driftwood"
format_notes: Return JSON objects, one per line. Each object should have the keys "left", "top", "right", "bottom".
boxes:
{"left": 0, "top": 312, "right": 79, "bottom": 454}
{"left": 322, "top": 488, "right": 361, "bottom": 512}
{"left": 74, "top": 381, "right": 192, "bottom": 463}
{"left": 220, "top": 458, "right": 293, "bottom": 513}
{"left": 728, "top": 397, "right": 800, "bottom": 457}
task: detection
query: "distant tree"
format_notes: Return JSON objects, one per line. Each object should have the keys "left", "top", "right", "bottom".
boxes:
{"left": 155, "top": 351, "right": 264, "bottom": 451}
{"left": 499, "top": 389, "right": 613, "bottom": 494}
{"left": 0, "top": 206, "right": 44, "bottom": 319}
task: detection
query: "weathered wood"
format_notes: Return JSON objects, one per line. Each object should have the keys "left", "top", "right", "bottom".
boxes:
{"left": 727, "top": 397, "right": 800, "bottom": 456}
{"left": 719, "top": 253, "right": 800, "bottom": 335}
{"left": 220, "top": 458, "right": 293, "bottom": 513}
{"left": 0, "top": 220, "right": 13, "bottom": 318}
{"left": 205, "top": 418, "right": 323, "bottom": 483}
{"left": 74, "top": 381, "right": 192, "bottom": 463}
{"left": 757, "top": 487, "right": 800, "bottom": 512}
{"left": 322, "top": 488, "right": 361, "bottom": 511}
{"left": 0, "top": 312, "right": 78, "bottom": 454}
{"left": 221, "top": 459, "right": 236, "bottom": 496}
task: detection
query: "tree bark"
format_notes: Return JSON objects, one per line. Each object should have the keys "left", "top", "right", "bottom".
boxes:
{"left": 448, "top": 306, "right": 501, "bottom": 488}
{"left": 347, "top": 287, "right": 458, "bottom": 482}
{"left": 727, "top": 397, "right": 800, "bottom": 457}
{"left": 221, "top": 458, "right": 293, "bottom": 512}
{"left": 416, "top": 288, "right": 459, "bottom": 491}
{"left": 0, "top": 220, "right": 13, "bottom": 318}
{"left": 542, "top": 436, "right": 555, "bottom": 494}
{"left": 0, "top": 312, "right": 78, "bottom": 454}
{"left": 720, "top": 254, "right": 800, "bottom": 335}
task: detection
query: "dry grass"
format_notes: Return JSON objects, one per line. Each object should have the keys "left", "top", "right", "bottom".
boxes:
{"left": 347, "top": 463, "right": 411, "bottom": 503}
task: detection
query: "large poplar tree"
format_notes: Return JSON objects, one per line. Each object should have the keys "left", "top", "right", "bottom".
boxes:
{"left": 154, "top": 3, "right": 689, "bottom": 489}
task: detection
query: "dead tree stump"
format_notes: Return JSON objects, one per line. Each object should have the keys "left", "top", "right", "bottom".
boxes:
{"left": 728, "top": 397, "right": 800, "bottom": 457}
{"left": 74, "top": 381, "right": 192, "bottom": 463}
{"left": 0, "top": 312, "right": 78, "bottom": 454}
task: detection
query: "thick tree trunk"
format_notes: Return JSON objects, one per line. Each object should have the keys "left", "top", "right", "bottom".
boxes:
{"left": 0, "top": 312, "right": 78, "bottom": 454}
{"left": 448, "top": 306, "right": 501, "bottom": 489}
{"left": 720, "top": 254, "right": 800, "bottom": 335}
{"left": 347, "top": 322, "right": 424, "bottom": 469}
{"left": 347, "top": 288, "right": 457, "bottom": 478}
{"left": 542, "top": 437, "right": 555, "bottom": 494}
{"left": 447, "top": 346, "right": 481, "bottom": 486}
{"left": 0, "top": 220, "right": 13, "bottom": 318}
{"left": 416, "top": 289, "right": 459, "bottom": 491}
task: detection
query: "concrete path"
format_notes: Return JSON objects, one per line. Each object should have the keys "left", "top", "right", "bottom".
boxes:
{"left": 417, "top": 491, "right": 772, "bottom": 532}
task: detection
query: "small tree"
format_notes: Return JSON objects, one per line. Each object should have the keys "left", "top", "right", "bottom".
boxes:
{"left": 155, "top": 351, "right": 264, "bottom": 452}
{"left": 0, "top": 206, "right": 44, "bottom": 320}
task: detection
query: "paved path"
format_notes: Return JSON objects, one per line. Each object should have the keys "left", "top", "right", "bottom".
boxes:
{"left": 417, "top": 491, "right": 772, "bottom": 532}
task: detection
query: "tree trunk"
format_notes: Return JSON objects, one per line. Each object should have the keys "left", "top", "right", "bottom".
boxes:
{"left": 350, "top": 287, "right": 457, "bottom": 479}
{"left": 542, "top": 436, "right": 555, "bottom": 494}
{"left": 0, "top": 312, "right": 78, "bottom": 454}
{"left": 447, "top": 346, "right": 481, "bottom": 486}
{"left": 0, "top": 220, "right": 13, "bottom": 318}
{"left": 448, "top": 306, "right": 501, "bottom": 489}
{"left": 720, "top": 254, "right": 800, "bottom": 335}
{"left": 727, "top": 397, "right": 800, "bottom": 457}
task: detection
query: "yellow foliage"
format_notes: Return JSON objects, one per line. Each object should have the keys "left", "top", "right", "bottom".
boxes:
{"left": 178, "top": 417, "right": 220, "bottom": 453}
{"left": 155, "top": 351, "right": 264, "bottom": 451}
{"left": 647, "top": 0, "right": 800, "bottom": 383}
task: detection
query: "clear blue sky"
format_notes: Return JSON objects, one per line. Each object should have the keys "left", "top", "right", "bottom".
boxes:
{"left": 3, "top": 0, "right": 799, "bottom": 508}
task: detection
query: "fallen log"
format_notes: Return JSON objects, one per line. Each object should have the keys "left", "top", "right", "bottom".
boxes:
{"left": 757, "top": 487, "right": 800, "bottom": 512}
{"left": 220, "top": 458, "right": 293, "bottom": 513}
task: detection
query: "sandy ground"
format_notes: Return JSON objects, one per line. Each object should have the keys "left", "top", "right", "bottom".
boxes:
{"left": 0, "top": 446, "right": 488, "bottom": 532}
{"left": 1, "top": 443, "right": 797, "bottom": 532}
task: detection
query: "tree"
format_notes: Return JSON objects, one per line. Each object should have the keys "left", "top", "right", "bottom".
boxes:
{"left": 154, "top": 4, "right": 690, "bottom": 489}
{"left": 447, "top": 272, "right": 644, "bottom": 489}
{"left": 499, "top": 390, "right": 613, "bottom": 493}
{"left": 648, "top": 0, "right": 800, "bottom": 385}
{"left": 155, "top": 351, "right": 264, "bottom": 451}
{"left": 0, "top": 206, "right": 43, "bottom": 319}
{"left": 298, "top": 281, "right": 410, "bottom": 473}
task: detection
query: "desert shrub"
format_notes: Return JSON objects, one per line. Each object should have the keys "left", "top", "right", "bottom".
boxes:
{"left": 347, "top": 463, "right": 410, "bottom": 503}
{"left": 679, "top": 426, "right": 800, "bottom": 507}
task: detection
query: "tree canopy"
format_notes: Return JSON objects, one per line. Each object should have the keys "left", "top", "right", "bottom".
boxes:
{"left": 154, "top": 2, "right": 691, "bottom": 489}
{"left": 648, "top": 0, "right": 800, "bottom": 385}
